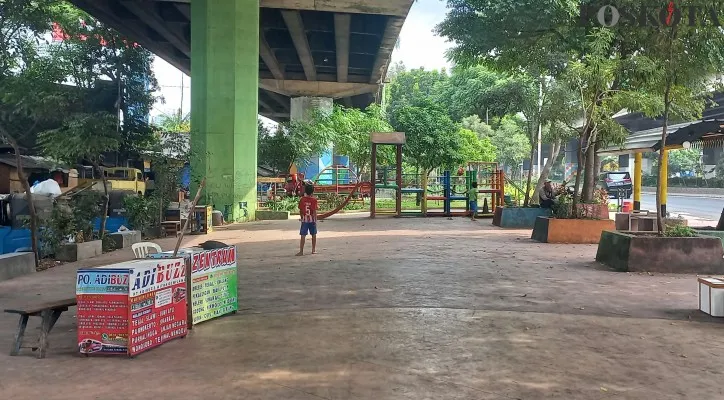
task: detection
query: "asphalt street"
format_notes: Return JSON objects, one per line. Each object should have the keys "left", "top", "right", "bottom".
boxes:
{"left": 639, "top": 193, "right": 723, "bottom": 221}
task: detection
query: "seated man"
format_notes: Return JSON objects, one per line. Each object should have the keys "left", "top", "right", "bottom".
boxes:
{"left": 537, "top": 179, "right": 556, "bottom": 209}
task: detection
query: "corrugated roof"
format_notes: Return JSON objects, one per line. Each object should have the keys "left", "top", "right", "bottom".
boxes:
{"left": 598, "top": 121, "right": 706, "bottom": 155}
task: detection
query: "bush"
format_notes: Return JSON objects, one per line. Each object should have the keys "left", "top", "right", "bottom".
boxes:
{"left": 71, "top": 191, "right": 104, "bottom": 242}
{"left": 124, "top": 195, "right": 158, "bottom": 233}
{"left": 664, "top": 224, "right": 697, "bottom": 238}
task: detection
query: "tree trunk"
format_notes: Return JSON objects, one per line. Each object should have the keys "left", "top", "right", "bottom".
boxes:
{"left": 571, "top": 134, "right": 585, "bottom": 217}
{"left": 94, "top": 163, "right": 110, "bottom": 238}
{"left": 523, "top": 135, "right": 537, "bottom": 206}
{"left": 593, "top": 142, "right": 602, "bottom": 182}
{"left": 582, "top": 138, "right": 596, "bottom": 202}
{"left": 532, "top": 138, "right": 562, "bottom": 205}
{"left": 15, "top": 150, "right": 39, "bottom": 268}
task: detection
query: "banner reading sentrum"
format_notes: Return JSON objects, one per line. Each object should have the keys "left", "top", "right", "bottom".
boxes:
{"left": 190, "top": 246, "right": 238, "bottom": 324}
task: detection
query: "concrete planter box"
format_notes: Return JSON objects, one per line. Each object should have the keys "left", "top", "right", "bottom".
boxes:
{"left": 256, "top": 210, "right": 290, "bottom": 220}
{"left": 493, "top": 207, "right": 551, "bottom": 228}
{"left": 56, "top": 240, "right": 102, "bottom": 262}
{"left": 596, "top": 230, "right": 724, "bottom": 274}
{"left": 695, "top": 230, "right": 724, "bottom": 249}
{"left": 107, "top": 230, "right": 142, "bottom": 250}
{"left": 0, "top": 252, "right": 35, "bottom": 282}
{"left": 531, "top": 217, "right": 615, "bottom": 244}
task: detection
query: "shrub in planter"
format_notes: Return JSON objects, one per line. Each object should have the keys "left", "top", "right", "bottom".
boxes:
{"left": 531, "top": 190, "right": 614, "bottom": 244}
{"left": 596, "top": 229, "right": 724, "bottom": 274}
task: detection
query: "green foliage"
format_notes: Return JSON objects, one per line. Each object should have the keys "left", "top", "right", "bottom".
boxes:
{"left": 123, "top": 195, "right": 157, "bottom": 233}
{"left": 323, "top": 104, "right": 393, "bottom": 176}
{"left": 664, "top": 224, "right": 696, "bottom": 238}
{"left": 258, "top": 120, "right": 294, "bottom": 175}
{"left": 156, "top": 111, "right": 190, "bottom": 133}
{"left": 385, "top": 67, "right": 448, "bottom": 118}
{"left": 38, "top": 111, "right": 120, "bottom": 165}
{"left": 461, "top": 115, "right": 494, "bottom": 138}
{"left": 667, "top": 149, "right": 701, "bottom": 176}
{"left": 491, "top": 117, "right": 531, "bottom": 167}
{"left": 389, "top": 101, "right": 462, "bottom": 172}
{"left": 38, "top": 204, "right": 74, "bottom": 256}
{"left": 71, "top": 191, "right": 104, "bottom": 242}
{"left": 51, "top": 7, "right": 159, "bottom": 159}
{"left": 458, "top": 128, "right": 496, "bottom": 163}
{"left": 267, "top": 196, "right": 299, "bottom": 213}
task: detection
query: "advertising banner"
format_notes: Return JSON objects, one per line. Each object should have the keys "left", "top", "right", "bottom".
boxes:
{"left": 76, "top": 267, "right": 131, "bottom": 355}
{"left": 76, "top": 258, "right": 187, "bottom": 357}
{"left": 190, "top": 247, "right": 238, "bottom": 324}
{"left": 148, "top": 246, "right": 239, "bottom": 326}
{"left": 128, "top": 259, "right": 188, "bottom": 356}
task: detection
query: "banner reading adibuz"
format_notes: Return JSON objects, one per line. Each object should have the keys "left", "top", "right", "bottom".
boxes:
{"left": 128, "top": 259, "right": 188, "bottom": 356}
{"left": 190, "top": 246, "right": 238, "bottom": 324}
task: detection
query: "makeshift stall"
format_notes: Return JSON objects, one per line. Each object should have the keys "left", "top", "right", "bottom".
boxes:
{"left": 148, "top": 245, "right": 238, "bottom": 327}
{"left": 76, "top": 258, "right": 188, "bottom": 356}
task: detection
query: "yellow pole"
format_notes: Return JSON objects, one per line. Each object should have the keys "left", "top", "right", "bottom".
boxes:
{"left": 633, "top": 152, "right": 642, "bottom": 210}
{"left": 660, "top": 148, "right": 668, "bottom": 216}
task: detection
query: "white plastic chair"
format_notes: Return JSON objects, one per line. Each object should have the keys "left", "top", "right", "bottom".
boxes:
{"left": 131, "top": 242, "right": 162, "bottom": 259}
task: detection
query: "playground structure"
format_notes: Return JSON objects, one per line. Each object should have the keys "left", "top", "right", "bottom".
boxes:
{"left": 369, "top": 131, "right": 504, "bottom": 217}
{"left": 255, "top": 132, "right": 505, "bottom": 220}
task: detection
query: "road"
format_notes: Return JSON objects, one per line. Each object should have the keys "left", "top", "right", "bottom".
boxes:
{"left": 639, "top": 193, "right": 723, "bottom": 222}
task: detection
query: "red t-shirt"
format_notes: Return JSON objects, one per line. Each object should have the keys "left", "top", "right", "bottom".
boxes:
{"left": 298, "top": 196, "right": 318, "bottom": 223}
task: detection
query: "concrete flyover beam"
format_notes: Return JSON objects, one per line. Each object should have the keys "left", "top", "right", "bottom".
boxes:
{"left": 370, "top": 16, "right": 405, "bottom": 84}
{"left": 120, "top": 1, "right": 190, "bottom": 57}
{"left": 155, "top": 0, "right": 414, "bottom": 17}
{"left": 280, "top": 10, "right": 316, "bottom": 81}
{"left": 259, "top": 29, "right": 284, "bottom": 80}
{"left": 334, "top": 14, "right": 351, "bottom": 83}
{"left": 259, "top": 79, "right": 378, "bottom": 99}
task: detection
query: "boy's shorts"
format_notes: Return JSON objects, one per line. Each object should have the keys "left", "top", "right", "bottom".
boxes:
{"left": 469, "top": 200, "right": 478, "bottom": 214}
{"left": 300, "top": 222, "right": 318, "bottom": 236}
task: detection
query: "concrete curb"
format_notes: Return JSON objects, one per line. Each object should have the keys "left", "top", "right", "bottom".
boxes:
{"left": 641, "top": 191, "right": 724, "bottom": 199}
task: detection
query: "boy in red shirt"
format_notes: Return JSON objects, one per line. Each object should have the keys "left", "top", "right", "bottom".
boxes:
{"left": 296, "top": 183, "right": 318, "bottom": 256}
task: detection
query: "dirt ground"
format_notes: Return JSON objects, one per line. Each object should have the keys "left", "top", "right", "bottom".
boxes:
{"left": 0, "top": 214, "right": 723, "bottom": 399}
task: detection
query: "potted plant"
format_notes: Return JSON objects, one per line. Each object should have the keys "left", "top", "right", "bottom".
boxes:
{"left": 597, "top": 225, "right": 724, "bottom": 274}
{"left": 531, "top": 188, "right": 614, "bottom": 244}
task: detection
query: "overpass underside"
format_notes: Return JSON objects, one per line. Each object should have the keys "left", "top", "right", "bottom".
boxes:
{"left": 70, "top": 0, "right": 412, "bottom": 220}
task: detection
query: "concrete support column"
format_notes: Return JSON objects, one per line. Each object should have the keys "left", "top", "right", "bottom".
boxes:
{"left": 633, "top": 152, "right": 642, "bottom": 210}
{"left": 190, "top": 0, "right": 259, "bottom": 222}
{"left": 291, "top": 97, "right": 333, "bottom": 181}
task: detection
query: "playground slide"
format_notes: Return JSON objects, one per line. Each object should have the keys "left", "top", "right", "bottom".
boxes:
{"left": 318, "top": 181, "right": 372, "bottom": 220}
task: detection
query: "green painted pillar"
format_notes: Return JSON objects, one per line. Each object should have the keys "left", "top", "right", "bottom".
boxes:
{"left": 190, "top": 0, "right": 259, "bottom": 222}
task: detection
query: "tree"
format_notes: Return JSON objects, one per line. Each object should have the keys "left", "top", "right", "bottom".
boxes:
{"left": 491, "top": 116, "right": 531, "bottom": 171}
{"left": 0, "top": 0, "right": 68, "bottom": 266}
{"left": 458, "top": 128, "right": 496, "bottom": 163}
{"left": 461, "top": 115, "right": 495, "bottom": 138}
{"left": 667, "top": 149, "right": 701, "bottom": 177}
{"left": 386, "top": 67, "right": 448, "bottom": 121}
{"left": 156, "top": 111, "right": 190, "bottom": 133}
{"left": 52, "top": 7, "right": 159, "bottom": 160}
{"left": 389, "top": 101, "right": 462, "bottom": 174}
{"left": 323, "top": 104, "right": 393, "bottom": 178}
{"left": 439, "top": 66, "right": 534, "bottom": 122}
{"left": 632, "top": 21, "right": 724, "bottom": 231}
{"left": 38, "top": 112, "right": 120, "bottom": 236}
{"left": 258, "top": 120, "right": 294, "bottom": 175}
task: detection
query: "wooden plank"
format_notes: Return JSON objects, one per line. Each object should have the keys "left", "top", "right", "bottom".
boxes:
{"left": 10, "top": 315, "right": 28, "bottom": 356}
{"left": 4, "top": 298, "right": 76, "bottom": 316}
{"left": 38, "top": 310, "right": 52, "bottom": 359}
{"left": 370, "top": 132, "right": 406, "bottom": 144}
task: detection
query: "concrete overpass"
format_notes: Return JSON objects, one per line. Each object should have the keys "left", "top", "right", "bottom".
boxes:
{"left": 69, "top": 0, "right": 413, "bottom": 220}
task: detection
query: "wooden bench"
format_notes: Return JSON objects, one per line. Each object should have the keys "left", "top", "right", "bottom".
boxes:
{"left": 5, "top": 298, "right": 76, "bottom": 359}
{"left": 161, "top": 221, "right": 182, "bottom": 237}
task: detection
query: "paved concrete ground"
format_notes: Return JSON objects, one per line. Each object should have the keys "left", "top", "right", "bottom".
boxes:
{"left": 1, "top": 214, "right": 723, "bottom": 399}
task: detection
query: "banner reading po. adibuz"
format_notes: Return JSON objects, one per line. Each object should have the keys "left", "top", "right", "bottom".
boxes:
{"left": 190, "top": 246, "right": 238, "bottom": 324}
{"left": 76, "top": 267, "right": 132, "bottom": 355}
{"left": 128, "top": 259, "right": 188, "bottom": 356}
